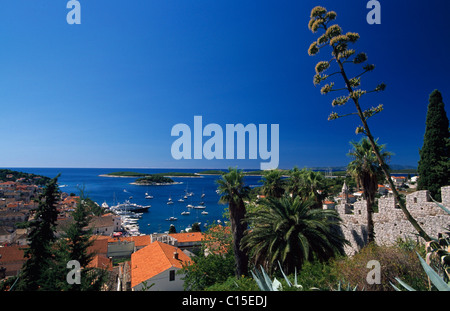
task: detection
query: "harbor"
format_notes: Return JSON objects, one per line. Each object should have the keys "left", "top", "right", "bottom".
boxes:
{"left": 83, "top": 169, "right": 249, "bottom": 236}
{"left": 7, "top": 168, "right": 262, "bottom": 236}
{"left": 105, "top": 189, "right": 215, "bottom": 236}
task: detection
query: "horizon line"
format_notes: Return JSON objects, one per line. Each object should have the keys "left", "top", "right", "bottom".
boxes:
{"left": 0, "top": 164, "right": 418, "bottom": 171}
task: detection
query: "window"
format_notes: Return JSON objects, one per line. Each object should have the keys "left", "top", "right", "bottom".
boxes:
{"left": 414, "top": 197, "right": 417, "bottom": 203}
{"left": 169, "top": 270, "right": 175, "bottom": 281}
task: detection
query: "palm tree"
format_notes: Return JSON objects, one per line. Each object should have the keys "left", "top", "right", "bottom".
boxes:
{"left": 260, "top": 170, "right": 285, "bottom": 198}
{"left": 242, "top": 195, "right": 348, "bottom": 275}
{"left": 286, "top": 166, "right": 302, "bottom": 198}
{"left": 347, "top": 137, "right": 392, "bottom": 244}
{"left": 216, "top": 167, "right": 250, "bottom": 277}
{"left": 298, "top": 169, "right": 327, "bottom": 209}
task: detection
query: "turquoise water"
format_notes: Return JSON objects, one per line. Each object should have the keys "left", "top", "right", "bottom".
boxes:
{"left": 8, "top": 168, "right": 263, "bottom": 234}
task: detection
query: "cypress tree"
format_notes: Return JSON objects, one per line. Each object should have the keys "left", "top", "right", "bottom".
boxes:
{"left": 16, "top": 175, "right": 60, "bottom": 291}
{"left": 417, "top": 90, "right": 450, "bottom": 201}
{"left": 56, "top": 189, "right": 107, "bottom": 291}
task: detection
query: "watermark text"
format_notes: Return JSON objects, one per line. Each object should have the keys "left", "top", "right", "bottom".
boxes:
{"left": 171, "top": 116, "right": 279, "bottom": 170}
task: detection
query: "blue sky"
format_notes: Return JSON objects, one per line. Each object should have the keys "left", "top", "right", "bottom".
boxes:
{"left": 0, "top": 0, "right": 449, "bottom": 169}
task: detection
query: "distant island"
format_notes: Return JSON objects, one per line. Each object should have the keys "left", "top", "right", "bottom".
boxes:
{"left": 131, "top": 175, "right": 182, "bottom": 186}
{"left": 100, "top": 171, "right": 201, "bottom": 178}
{"left": 197, "top": 169, "right": 287, "bottom": 176}
{"left": 99, "top": 171, "right": 201, "bottom": 185}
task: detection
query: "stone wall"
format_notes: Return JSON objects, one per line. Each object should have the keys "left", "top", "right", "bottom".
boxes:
{"left": 334, "top": 185, "right": 450, "bottom": 255}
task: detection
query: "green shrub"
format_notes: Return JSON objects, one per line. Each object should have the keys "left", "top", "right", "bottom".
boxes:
{"left": 332, "top": 243, "right": 428, "bottom": 291}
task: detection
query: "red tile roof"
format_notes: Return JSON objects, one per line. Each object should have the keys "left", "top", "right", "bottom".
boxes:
{"left": 131, "top": 241, "right": 191, "bottom": 288}
{"left": 88, "top": 254, "right": 113, "bottom": 271}
{"left": 88, "top": 236, "right": 109, "bottom": 256}
{"left": 0, "top": 244, "right": 26, "bottom": 262}
{"left": 169, "top": 232, "right": 203, "bottom": 243}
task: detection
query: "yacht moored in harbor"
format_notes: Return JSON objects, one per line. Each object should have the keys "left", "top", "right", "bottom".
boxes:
{"left": 110, "top": 200, "right": 150, "bottom": 213}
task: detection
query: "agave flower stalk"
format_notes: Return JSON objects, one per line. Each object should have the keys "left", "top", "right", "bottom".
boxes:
{"left": 307, "top": 6, "right": 432, "bottom": 242}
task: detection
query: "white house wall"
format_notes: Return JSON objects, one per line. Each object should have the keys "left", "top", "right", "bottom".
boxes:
{"left": 133, "top": 267, "right": 185, "bottom": 291}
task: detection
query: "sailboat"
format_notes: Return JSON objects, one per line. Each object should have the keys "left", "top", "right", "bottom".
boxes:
{"left": 166, "top": 204, "right": 177, "bottom": 221}
{"left": 145, "top": 189, "right": 153, "bottom": 199}
{"left": 167, "top": 196, "right": 174, "bottom": 205}
{"left": 185, "top": 184, "right": 194, "bottom": 197}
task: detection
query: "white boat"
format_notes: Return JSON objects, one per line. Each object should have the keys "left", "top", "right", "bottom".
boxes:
{"left": 166, "top": 216, "right": 178, "bottom": 221}
{"left": 181, "top": 211, "right": 190, "bottom": 215}
{"left": 111, "top": 200, "right": 150, "bottom": 213}
{"left": 201, "top": 211, "right": 208, "bottom": 215}
{"left": 194, "top": 205, "right": 206, "bottom": 209}
{"left": 145, "top": 189, "right": 154, "bottom": 199}
{"left": 186, "top": 204, "right": 194, "bottom": 208}
{"left": 101, "top": 201, "right": 109, "bottom": 208}
{"left": 178, "top": 198, "right": 184, "bottom": 202}
{"left": 123, "top": 224, "right": 139, "bottom": 231}
{"left": 122, "top": 213, "right": 141, "bottom": 220}
{"left": 117, "top": 211, "right": 142, "bottom": 218}
{"left": 201, "top": 193, "right": 205, "bottom": 198}
{"left": 167, "top": 201, "right": 174, "bottom": 205}
{"left": 123, "top": 218, "right": 138, "bottom": 225}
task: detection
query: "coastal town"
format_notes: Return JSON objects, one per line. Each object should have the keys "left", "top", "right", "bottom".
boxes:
{"left": 0, "top": 168, "right": 425, "bottom": 291}
{"left": 0, "top": 170, "right": 215, "bottom": 291}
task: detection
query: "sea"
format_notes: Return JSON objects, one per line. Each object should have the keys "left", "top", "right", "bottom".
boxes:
{"left": 6, "top": 168, "right": 264, "bottom": 235}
